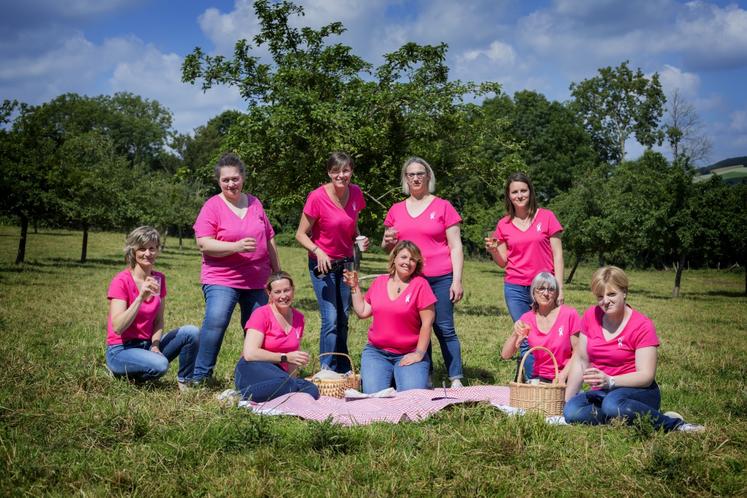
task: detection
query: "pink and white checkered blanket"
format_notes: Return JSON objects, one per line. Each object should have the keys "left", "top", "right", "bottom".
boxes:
{"left": 240, "top": 386, "right": 510, "bottom": 426}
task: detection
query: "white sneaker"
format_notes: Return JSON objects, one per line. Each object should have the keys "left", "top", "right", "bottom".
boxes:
{"left": 663, "top": 411, "right": 684, "bottom": 420}
{"left": 676, "top": 423, "right": 705, "bottom": 432}
{"left": 177, "top": 380, "right": 191, "bottom": 392}
{"left": 450, "top": 379, "right": 464, "bottom": 388}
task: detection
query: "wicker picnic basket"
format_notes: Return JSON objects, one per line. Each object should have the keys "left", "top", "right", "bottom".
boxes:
{"left": 306, "top": 352, "right": 361, "bottom": 398}
{"left": 509, "top": 346, "right": 566, "bottom": 416}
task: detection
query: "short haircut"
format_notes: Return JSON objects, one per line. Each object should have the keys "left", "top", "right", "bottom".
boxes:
{"left": 529, "top": 271, "right": 559, "bottom": 311}
{"left": 214, "top": 152, "right": 246, "bottom": 181}
{"left": 387, "top": 240, "right": 425, "bottom": 277}
{"left": 504, "top": 172, "right": 537, "bottom": 219}
{"left": 265, "top": 271, "right": 295, "bottom": 293}
{"left": 590, "top": 266, "right": 629, "bottom": 297}
{"left": 327, "top": 152, "right": 354, "bottom": 172}
{"left": 124, "top": 226, "right": 160, "bottom": 268}
{"left": 401, "top": 156, "right": 436, "bottom": 194}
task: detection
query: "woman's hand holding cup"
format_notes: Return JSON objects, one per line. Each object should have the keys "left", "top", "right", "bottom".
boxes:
{"left": 513, "top": 320, "right": 530, "bottom": 348}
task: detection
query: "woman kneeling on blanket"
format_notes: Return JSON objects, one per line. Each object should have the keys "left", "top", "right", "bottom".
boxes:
{"left": 346, "top": 240, "right": 436, "bottom": 393}
{"left": 501, "top": 272, "right": 580, "bottom": 383}
{"left": 234, "top": 272, "right": 320, "bottom": 402}
{"left": 563, "top": 266, "right": 702, "bottom": 432}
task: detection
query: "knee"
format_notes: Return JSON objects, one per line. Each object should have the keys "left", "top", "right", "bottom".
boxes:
{"left": 150, "top": 355, "right": 170, "bottom": 378}
{"left": 182, "top": 325, "right": 200, "bottom": 343}
{"left": 300, "top": 380, "right": 320, "bottom": 399}
{"left": 563, "top": 394, "right": 587, "bottom": 422}
{"left": 600, "top": 394, "right": 626, "bottom": 418}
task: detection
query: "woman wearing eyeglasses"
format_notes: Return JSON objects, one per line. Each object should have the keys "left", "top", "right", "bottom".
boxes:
{"left": 381, "top": 157, "right": 465, "bottom": 387}
{"left": 500, "top": 272, "right": 580, "bottom": 383}
{"left": 486, "top": 172, "right": 564, "bottom": 379}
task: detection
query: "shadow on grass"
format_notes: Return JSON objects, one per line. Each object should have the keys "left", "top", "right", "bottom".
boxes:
{"left": 458, "top": 304, "right": 506, "bottom": 317}
{"left": 463, "top": 365, "right": 501, "bottom": 385}
{"left": 293, "top": 298, "right": 321, "bottom": 313}
{"left": 29, "top": 258, "right": 173, "bottom": 269}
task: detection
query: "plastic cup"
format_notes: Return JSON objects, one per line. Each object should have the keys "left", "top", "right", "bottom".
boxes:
{"left": 344, "top": 261, "right": 358, "bottom": 293}
{"left": 355, "top": 235, "right": 367, "bottom": 252}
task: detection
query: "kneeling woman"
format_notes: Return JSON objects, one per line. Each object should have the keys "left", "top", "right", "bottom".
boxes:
{"left": 234, "top": 272, "right": 320, "bottom": 402}
{"left": 106, "top": 226, "right": 199, "bottom": 388}
{"left": 346, "top": 240, "right": 436, "bottom": 393}
{"left": 501, "top": 272, "right": 580, "bottom": 383}
{"left": 564, "top": 266, "right": 697, "bottom": 431}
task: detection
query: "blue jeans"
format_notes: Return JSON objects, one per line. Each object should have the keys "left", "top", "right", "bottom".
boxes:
{"left": 563, "top": 382, "right": 683, "bottom": 432}
{"left": 360, "top": 344, "right": 431, "bottom": 394}
{"left": 234, "top": 358, "right": 320, "bottom": 402}
{"left": 425, "top": 273, "right": 463, "bottom": 380}
{"left": 504, "top": 282, "right": 534, "bottom": 380}
{"left": 106, "top": 325, "right": 200, "bottom": 382}
{"left": 308, "top": 257, "right": 351, "bottom": 373}
{"left": 193, "top": 284, "right": 268, "bottom": 381}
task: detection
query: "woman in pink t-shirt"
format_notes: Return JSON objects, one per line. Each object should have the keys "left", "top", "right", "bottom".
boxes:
{"left": 564, "top": 266, "right": 702, "bottom": 432}
{"left": 500, "top": 272, "right": 580, "bottom": 383}
{"left": 295, "top": 152, "right": 368, "bottom": 373}
{"left": 486, "top": 172, "right": 564, "bottom": 380}
{"left": 345, "top": 240, "right": 436, "bottom": 393}
{"left": 234, "top": 272, "right": 320, "bottom": 402}
{"left": 105, "top": 226, "right": 199, "bottom": 389}
{"left": 192, "top": 153, "right": 281, "bottom": 384}
{"left": 381, "top": 157, "right": 465, "bottom": 387}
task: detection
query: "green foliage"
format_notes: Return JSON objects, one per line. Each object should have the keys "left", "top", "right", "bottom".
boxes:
{"left": 570, "top": 60, "right": 666, "bottom": 164}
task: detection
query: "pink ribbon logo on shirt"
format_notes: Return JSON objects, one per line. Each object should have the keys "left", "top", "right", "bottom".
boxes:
{"left": 352, "top": 202, "right": 357, "bottom": 211}
{"left": 558, "top": 327, "right": 564, "bottom": 337}
{"left": 405, "top": 294, "right": 411, "bottom": 303}
{"left": 618, "top": 337, "right": 624, "bottom": 348}
{"left": 430, "top": 212, "right": 436, "bottom": 220}
{"left": 536, "top": 222, "right": 542, "bottom": 232}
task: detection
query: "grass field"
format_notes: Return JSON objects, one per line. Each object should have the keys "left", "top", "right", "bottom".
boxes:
{"left": 1, "top": 226, "right": 745, "bottom": 496}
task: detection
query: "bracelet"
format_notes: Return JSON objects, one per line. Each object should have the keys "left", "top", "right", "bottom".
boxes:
{"left": 311, "top": 246, "right": 318, "bottom": 253}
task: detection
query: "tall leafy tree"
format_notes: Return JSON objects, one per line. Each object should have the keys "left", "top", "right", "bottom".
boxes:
{"left": 570, "top": 61, "right": 666, "bottom": 165}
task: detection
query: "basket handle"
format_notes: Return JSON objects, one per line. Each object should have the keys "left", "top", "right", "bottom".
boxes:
{"left": 517, "top": 346, "right": 560, "bottom": 385}
{"left": 314, "top": 352, "right": 357, "bottom": 376}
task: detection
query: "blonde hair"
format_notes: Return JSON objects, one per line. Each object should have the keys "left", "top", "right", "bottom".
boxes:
{"left": 401, "top": 157, "right": 436, "bottom": 194}
{"left": 124, "top": 226, "right": 160, "bottom": 268}
{"left": 591, "top": 266, "right": 629, "bottom": 297}
{"left": 387, "top": 240, "right": 425, "bottom": 277}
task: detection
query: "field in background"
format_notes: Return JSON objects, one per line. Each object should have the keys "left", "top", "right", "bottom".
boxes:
{"left": 1, "top": 226, "right": 745, "bottom": 496}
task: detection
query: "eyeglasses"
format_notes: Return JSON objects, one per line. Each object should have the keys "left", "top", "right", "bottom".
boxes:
{"left": 406, "top": 172, "right": 427, "bottom": 179}
{"left": 534, "top": 287, "right": 557, "bottom": 294}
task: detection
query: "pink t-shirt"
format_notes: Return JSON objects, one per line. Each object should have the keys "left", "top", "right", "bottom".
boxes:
{"left": 519, "top": 305, "right": 581, "bottom": 380}
{"left": 193, "top": 194, "right": 275, "bottom": 289}
{"left": 384, "top": 197, "right": 462, "bottom": 277}
{"left": 493, "top": 208, "right": 563, "bottom": 286}
{"left": 581, "top": 305, "right": 660, "bottom": 379}
{"left": 106, "top": 269, "right": 167, "bottom": 346}
{"left": 245, "top": 304, "right": 304, "bottom": 373}
{"left": 303, "top": 184, "right": 366, "bottom": 260}
{"left": 364, "top": 274, "right": 437, "bottom": 355}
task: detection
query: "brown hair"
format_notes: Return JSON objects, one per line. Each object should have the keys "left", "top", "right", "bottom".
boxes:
{"left": 590, "top": 266, "right": 629, "bottom": 297}
{"left": 265, "top": 271, "right": 295, "bottom": 293}
{"left": 214, "top": 152, "right": 246, "bottom": 181}
{"left": 387, "top": 240, "right": 425, "bottom": 277}
{"left": 326, "top": 151, "right": 354, "bottom": 172}
{"left": 504, "top": 172, "right": 537, "bottom": 219}
{"left": 124, "top": 226, "right": 160, "bottom": 268}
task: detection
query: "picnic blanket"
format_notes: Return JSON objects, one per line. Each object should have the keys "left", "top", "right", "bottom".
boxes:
{"left": 236, "top": 385, "right": 512, "bottom": 426}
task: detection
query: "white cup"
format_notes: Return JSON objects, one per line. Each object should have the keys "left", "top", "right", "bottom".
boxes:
{"left": 355, "top": 235, "right": 367, "bottom": 252}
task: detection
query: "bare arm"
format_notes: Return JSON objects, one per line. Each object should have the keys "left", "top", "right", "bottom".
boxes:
{"left": 486, "top": 240, "right": 508, "bottom": 268}
{"left": 349, "top": 282, "right": 373, "bottom": 318}
{"left": 242, "top": 328, "right": 310, "bottom": 367}
{"left": 296, "top": 213, "right": 332, "bottom": 273}
{"left": 500, "top": 320, "right": 529, "bottom": 360}
{"left": 267, "top": 237, "right": 281, "bottom": 272}
{"left": 196, "top": 236, "right": 250, "bottom": 258}
{"left": 550, "top": 235, "right": 564, "bottom": 304}
{"left": 399, "top": 305, "right": 434, "bottom": 366}
{"left": 565, "top": 333, "right": 588, "bottom": 400}
{"left": 445, "top": 224, "right": 464, "bottom": 302}
{"left": 583, "top": 347, "right": 658, "bottom": 390}
{"left": 109, "top": 275, "right": 160, "bottom": 334}
{"left": 149, "top": 299, "right": 166, "bottom": 353}
{"left": 557, "top": 333, "right": 579, "bottom": 383}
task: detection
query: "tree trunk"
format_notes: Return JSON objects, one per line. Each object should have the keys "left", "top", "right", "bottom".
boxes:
{"left": 33, "top": 219, "right": 38, "bottom": 234}
{"left": 80, "top": 224, "right": 89, "bottom": 263}
{"left": 672, "top": 254, "right": 686, "bottom": 297}
{"left": 598, "top": 252, "right": 606, "bottom": 267}
{"left": 16, "top": 215, "right": 28, "bottom": 264}
{"left": 178, "top": 226, "right": 184, "bottom": 250}
{"left": 566, "top": 255, "right": 580, "bottom": 284}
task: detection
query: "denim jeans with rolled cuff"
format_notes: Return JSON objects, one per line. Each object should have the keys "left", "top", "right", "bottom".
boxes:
{"left": 425, "top": 273, "right": 464, "bottom": 381}
{"left": 106, "top": 325, "right": 200, "bottom": 382}
{"left": 193, "top": 284, "right": 268, "bottom": 381}
{"left": 308, "top": 257, "right": 352, "bottom": 373}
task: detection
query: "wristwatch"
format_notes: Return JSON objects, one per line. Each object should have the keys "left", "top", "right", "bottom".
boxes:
{"left": 280, "top": 354, "right": 288, "bottom": 363}
{"left": 608, "top": 376, "right": 616, "bottom": 389}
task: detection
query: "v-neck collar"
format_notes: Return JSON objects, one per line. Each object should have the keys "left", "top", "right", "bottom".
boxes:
{"left": 404, "top": 195, "right": 436, "bottom": 219}
{"left": 220, "top": 193, "right": 250, "bottom": 220}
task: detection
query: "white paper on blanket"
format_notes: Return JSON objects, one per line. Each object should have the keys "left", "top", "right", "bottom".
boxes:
{"left": 344, "top": 387, "right": 397, "bottom": 399}
{"left": 491, "top": 402, "right": 568, "bottom": 425}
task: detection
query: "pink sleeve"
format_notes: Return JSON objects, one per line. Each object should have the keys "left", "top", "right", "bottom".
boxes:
{"left": 193, "top": 199, "right": 219, "bottom": 238}
{"left": 443, "top": 200, "right": 462, "bottom": 228}
{"left": 546, "top": 209, "right": 563, "bottom": 236}
{"left": 580, "top": 307, "right": 595, "bottom": 335}
{"left": 107, "top": 273, "right": 128, "bottom": 301}
{"left": 245, "top": 307, "right": 269, "bottom": 333}
{"left": 494, "top": 219, "right": 506, "bottom": 242}
{"left": 354, "top": 184, "right": 366, "bottom": 211}
{"left": 158, "top": 273, "right": 167, "bottom": 299}
{"left": 569, "top": 307, "right": 581, "bottom": 334}
{"left": 262, "top": 208, "right": 275, "bottom": 240}
{"left": 415, "top": 279, "right": 437, "bottom": 309}
{"left": 633, "top": 316, "right": 660, "bottom": 349}
{"left": 383, "top": 206, "right": 395, "bottom": 228}
{"left": 303, "top": 190, "right": 320, "bottom": 219}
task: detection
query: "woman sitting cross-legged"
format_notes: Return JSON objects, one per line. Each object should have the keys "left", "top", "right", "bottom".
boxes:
{"left": 345, "top": 240, "right": 436, "bottom": 393}
{"left": 563, "top": 266, "right": 703, "bottom": 432}
{"left": 234, "top": 272, "right": 320, "bottom": 402}
{"left": 106, "top": 226, "right": 199, "bottom": 389}
{"left": 500, "top": 272, "right": 580, "bottom": 383}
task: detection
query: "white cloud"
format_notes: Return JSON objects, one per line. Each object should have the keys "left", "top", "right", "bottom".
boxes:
{"left": 676, "top": 2, "right": 747, "bottom": 69}
{"left": 730, "top": 110, "right": 747, "bottom": 133}
{"left": 460, "top": 41, "right": 516, "bottom": 66}
{"left": 658, "top": 64, "right": 700, "bottom": 97}
{"left": 198, "top": 0, "right": 262, "bottom": 55}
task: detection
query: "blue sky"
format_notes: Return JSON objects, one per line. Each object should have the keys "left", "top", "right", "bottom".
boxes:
{"left": 2, "top": 0, "right": 746, "bottom": 165}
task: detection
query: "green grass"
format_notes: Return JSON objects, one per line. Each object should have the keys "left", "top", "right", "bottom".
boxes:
{"left": 1, "top": 226, "right": 745, "bottom": 496}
